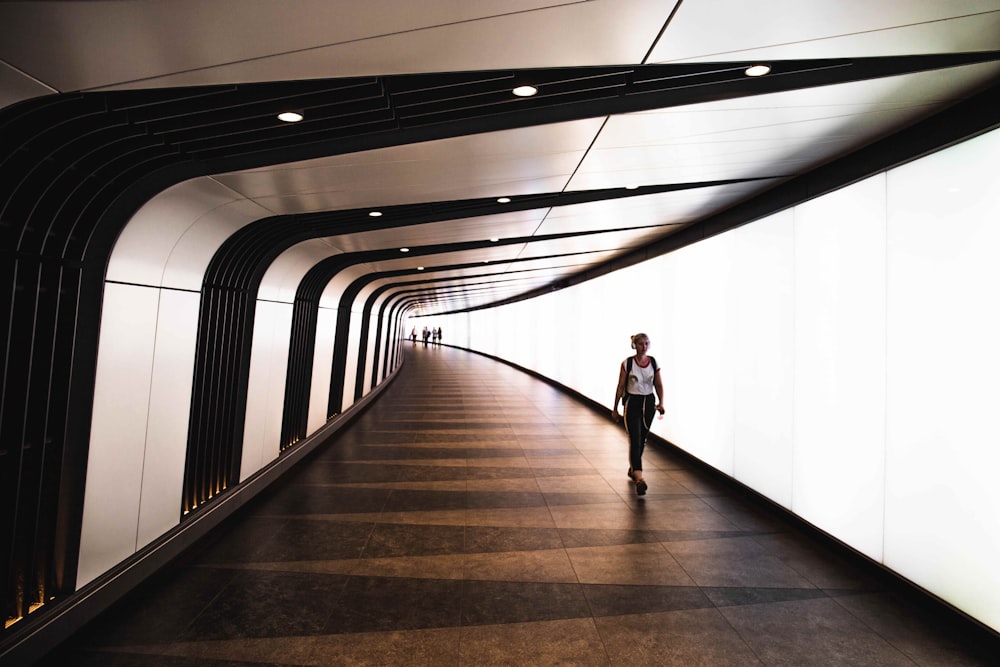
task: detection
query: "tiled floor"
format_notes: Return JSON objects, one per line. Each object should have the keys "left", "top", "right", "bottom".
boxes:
{"left": 41, "top": 344, "right": 993, "bottom": 665}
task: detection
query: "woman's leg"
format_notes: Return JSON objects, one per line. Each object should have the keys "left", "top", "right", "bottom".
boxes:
{"left": 623, "top": 395, "right": 645, "bottom": 478}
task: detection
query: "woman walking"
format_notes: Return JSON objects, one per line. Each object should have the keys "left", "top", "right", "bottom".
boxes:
{"left": 612, "top": 333, "right": 664, "bottom": 496}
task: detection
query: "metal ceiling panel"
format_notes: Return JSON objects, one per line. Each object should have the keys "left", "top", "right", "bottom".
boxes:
{"left": 211, "top": 119, "right": 607, "bottom": 211}
{"left": 570, "top": 63, "right": 1000, "bottom": 191}
{"left": 0, "top": 0, "right": 673, "bottom": 92}
{"left": 650, "top": 0, "right": 1000, "bottom": 63}
{"left": 0, "top": 59, "right": 53, "bottom": 109}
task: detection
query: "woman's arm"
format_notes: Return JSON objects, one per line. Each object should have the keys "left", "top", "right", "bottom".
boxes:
{"left": 612, "top": 363, "right": 626, "bottom": 421}
{"left": 654, "top": 368, "right": 665, "bottom": 414}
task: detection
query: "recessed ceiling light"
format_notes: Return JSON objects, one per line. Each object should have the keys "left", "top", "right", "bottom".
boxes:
{"left": 368, "top": 211, "right": 382, "bottom": 217}
{"left": 744, "top": 64, "right": 771, "bottom": 77}
{"left": 417, "top": 266, "right": 424, "bottom": 271}
{"left": 400, "top": 247, "right": 409, "bottom": 253}
{"left": 277, "top": 111, "right": 304, "bottom": 122}
{"left": 490, "top": 237, "right": 499, "bottom": 242}
{"left": 497, "top": 197, "right": 511, "bottom": 203}
{"left": 512, "top": 85, "right": 538, "bottom": 97}
{"left": 625, "top": 184, "right": 639, "bottom": 190}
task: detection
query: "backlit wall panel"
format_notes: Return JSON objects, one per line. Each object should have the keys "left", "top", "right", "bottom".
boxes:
{"left": 884, "top": 128, "right": 1000, "bottom": 632}
{"left": 566, "top": 263, "right": 648, "bottom": 412}
{"left": 309, "top": 307, "right": 338, "bottom": 427}
{"left": 793, "top": 175, "right": 887, "bottom": 560}
{"left": 136, "top": 289, "right": 200, "bottom": 549}
{"left": 340, "top": 308, "right": 365, "bottom": 410}
{"left": 440, "top": 126, "right": 1000, "bottom": 634}
{"left": 78, "top": 283, "right": 160, "bottom": 586}
{"left": 362, "top": 312, "right": 379, "bottom": 396}
{"left": 658, "top": 232, "right": 738, "bottom": 475}
{"left": 732, "top": 212, "right": 795, "bottom": 508}
{"left": 240, "top": 300, "right": 293, "bottom": 481}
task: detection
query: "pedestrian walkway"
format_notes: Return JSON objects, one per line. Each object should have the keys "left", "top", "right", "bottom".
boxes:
{"left": 41, "top": 344, "right": 991, "bottom": 665}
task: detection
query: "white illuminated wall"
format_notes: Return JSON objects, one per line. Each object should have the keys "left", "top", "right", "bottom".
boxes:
{"left": 79, "top": 186, "right": 401, "bottom": 587}
{"left": 436, "top": 126, "right": 1000, "bottom": 634}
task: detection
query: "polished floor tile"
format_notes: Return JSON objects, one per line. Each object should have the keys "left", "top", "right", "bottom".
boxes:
{"left": 39, "top": 345, "right": 995, "bottom": 666}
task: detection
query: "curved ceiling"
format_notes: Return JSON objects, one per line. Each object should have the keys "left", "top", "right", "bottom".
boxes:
{"left": 2, "top": 0, "right": 1000, "bottom": 319}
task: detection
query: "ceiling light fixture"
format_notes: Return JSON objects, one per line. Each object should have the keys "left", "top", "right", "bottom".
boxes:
{"left": 417, "top": 266, "right": 424, "bottom": 271}
{"left": 744, "top": 64, "right": 771, "bottom": 77}
{"left": 625, "top": 184, "right": 639, "bottom": 190}
{"left": 368, "top": 211, "right": 382, "bottom": 217}
{"left": 497, "top": 197, "right": 511, "bottom": 203}
{"left": 277, "top": 111, "right": 304, "bottom": 122}
{"left": 512, "top": 85, "right": 537, "bottom": 97}
{"left": 400, "top": 247, "right": 409, "bottom": 253}
{"left": 490, "top": 237, "right": 499, "bottom": 242}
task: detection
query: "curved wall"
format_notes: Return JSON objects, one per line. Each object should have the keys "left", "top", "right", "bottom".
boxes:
{"left": 435, "top": 126, "right": 1000, "bottom": 634}
{"left": 77, "top": 181, "right": 402, "bottom": 587}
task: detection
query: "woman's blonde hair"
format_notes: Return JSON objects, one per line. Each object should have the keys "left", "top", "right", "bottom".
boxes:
{"left": 630, "top": 332, "right": 649, "bottom": 349}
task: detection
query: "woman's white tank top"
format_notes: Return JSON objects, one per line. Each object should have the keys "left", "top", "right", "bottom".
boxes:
{"left": 625, "top": 356, "right": 656, "bottom": 395}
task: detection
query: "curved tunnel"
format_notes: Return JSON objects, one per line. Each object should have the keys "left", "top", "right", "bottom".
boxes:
{"left": 3, "top": 41, "right": 1000, "bottom": 663}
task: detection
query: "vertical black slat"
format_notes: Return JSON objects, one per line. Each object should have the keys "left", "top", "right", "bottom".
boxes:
{"left": 183, "top": 284, "right": 256, "bottom": 515}
{"left": 205, "top": 288, "right": 228, "bottom": 503}
{"left": 208, "top": 292, "right": 231, "bottom": 501}
{"left": 1, "top": 257, "right": 37, "bottom": 628}
{"left": 368, "top": 286, "right": 401, "bottom": 390}
{"left": 5, "top": 257, "right": 56, "bottom": 628}
{"left": 213, "top": 289, "right": 235, "bottom": 500}
{"left": 387, "top": 302, "right": 405, "bottom": 375}
{"left": 226, "top": 290, "right": 253, "bottom": 491}
{"left": 193, "top": 290, "right": 217, "bottom": 510}
{"left": 48, "top": 264, "right": 85, "bottom": 594}
{"left": 384, "top": 307, "right": 397, "bottom": 378}
{"left": 292, "top": 303, "right": 315, "bottom": 442}
{"left": 0, "top": 254, "right": 14, "bottom": 627}
{"left": 326, "top": 304, "right": 353, "bottom": 418}
{"left": 352, "top": 311, "right": 371, "bottom": 403}
{"left": 22, "top": 261, "right": 65, "bottom": 620}
{"left": 277, "top": 304, "right": 301, "bottom": 448}
{"left": 387, "top": 302, "right": 403, "bottom": 374}
{"left": 182, "top": 288, "right": 215, "bottom": 514}
{"left": 286, "top": 306, "right": 308, "bottom": 446}
{"left": 377, "top": 292, "right": 407, "bottom": 384}
{"left": 370, "top": 317, "right": 383, "bottom": 390}
{"left": 392, "top": 303, "right": 409, "bottom": 371}
{"left": 16, "top": 261, "right": 45, "bottom": 627}
{"left": 213, "top": 289, "right": 240, "bottom": 500}
{"left": 369, "top": 294, "right": 389, "bottom": 391}
{"left": 329, "top": 275, "right": 376, "bottom": 414}
{"left": 279, "top": 298, "right": 317, "bottom": 450}
{"left": 201, "top": 292, "right": 222, "bottom": 504}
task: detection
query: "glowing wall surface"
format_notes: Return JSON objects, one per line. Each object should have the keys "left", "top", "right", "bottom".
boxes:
{"left": 437, "top": 126, "right": 1000, "bottom": 633}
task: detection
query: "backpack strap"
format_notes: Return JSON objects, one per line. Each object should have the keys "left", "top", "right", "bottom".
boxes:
{"left": 627, "top": 356, "right": 658, "bottom": 373}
